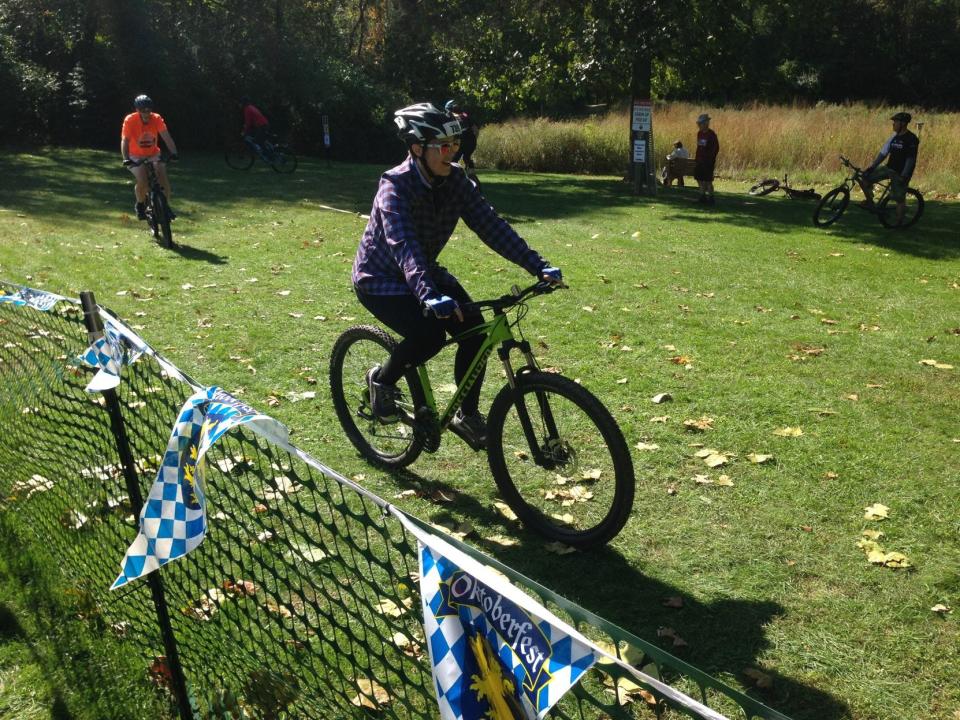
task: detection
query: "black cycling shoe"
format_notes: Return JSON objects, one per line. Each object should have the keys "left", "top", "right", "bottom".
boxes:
{"left": 135, "top": 202, "right": 147, "bottom": 220}
{"left": 366, "top": 367, "right": 400, "bottom": 423}
{"left": 450, "top": 410, "right": 487, "bottom": 450}
{"left": 167, "top": 207, "right": 177, "bottom": 220}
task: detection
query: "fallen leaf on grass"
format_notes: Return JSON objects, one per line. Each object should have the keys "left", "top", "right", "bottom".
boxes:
{"left": 716, "top": 475, "right": 734, "bottom": 487}
{"left": 493, "top": 501, "right": 518, "bottom": 522}
{"left": 635, "top": 441, "right": 660, "bottom": 451}
{"left": 918, "top": 359, "right": 954, "bottom": 370}
{"left": 375, "top": 597, "right": 414, "bottom": 618}
{"left": 773, "top": 427, "right": 803, "bottom": 437}
{"left": 747, "top": 453, "right": 773, "bottom": 464}
{"left": 861, "top": 529, "right": 884, "bottom": 540}
{"left": 864, "top": 503, "right": 890, "bottom": 520}
{"left": 544, "top": 541, "right": 577, "bottom": 555}
{"left": 743, "top": 668, "right": 773, "bottom": 689}
{"left": 683, "top": 417, "right": 714, "bottom": 432}
{"left": 650, "top": 415, "right": 670, "bottom": 424}
{"left": 485, "top": 535, "right": 519, "bottom": 547}
{"left": 703, "top": 453, "right": 729, "bottom": 468}
{"left": 656, "top": 626, "right": 688, "bottom": 648}
{"left": 351, "top": 678, "right": 391, "bottom": 709}
{"left": 931, "top": 603, "right": 952, "bottom": 615}
{"left": 651, "top": 392, "right": 672, "bottom": 404}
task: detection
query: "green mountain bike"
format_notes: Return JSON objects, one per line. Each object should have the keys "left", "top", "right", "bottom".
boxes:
{"left": 330, "top": 281, "right": 635, "bottom": 549}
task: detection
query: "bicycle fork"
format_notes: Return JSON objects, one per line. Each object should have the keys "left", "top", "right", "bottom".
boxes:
{"left": 498, "top": 340, "right": 565, "bottom": 469}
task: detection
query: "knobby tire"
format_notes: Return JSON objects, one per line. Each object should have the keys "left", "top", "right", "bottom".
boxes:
{"left": 878, "top": 188, "right": 924, "bottom": 229}
{"left": 330, "top": 325, "right": 425, "bottom": 469}
{"left": 813, "top": 187, "right": 850, "bottom": 227}
{"left": 486, "top": 372, "right": 635, "bottom": 549}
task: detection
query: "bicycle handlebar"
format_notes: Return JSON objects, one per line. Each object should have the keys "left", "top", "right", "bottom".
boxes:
{"left": 839, "top": 155, "right": 863, "bottom": 173}
{"left": 465, "top": 280, "right": 566, "bottom": 314}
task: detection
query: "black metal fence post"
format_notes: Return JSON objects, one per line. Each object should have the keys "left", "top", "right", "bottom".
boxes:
{"left": 79, "top": 291, "right": 195, "bottom": 720}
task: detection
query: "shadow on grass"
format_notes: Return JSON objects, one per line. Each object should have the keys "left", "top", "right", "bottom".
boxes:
{"left": 4, "top": 148, "right": 956, "bottom": 263}
{"left": 389, "top": 464, "right": 848, "bottom": 720}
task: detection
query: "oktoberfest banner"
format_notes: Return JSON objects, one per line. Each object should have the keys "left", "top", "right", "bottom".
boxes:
{"left": 395, "top": 512, "right": 598, "bottom": 719}
{"left": 0, "top": 285, "right": 67, "bottom": 312}
{"left": 76, "top": 314, "right": 151, "bottom": 393}
{"left": 111, "top": 386, "right": 288, "bottom": 589}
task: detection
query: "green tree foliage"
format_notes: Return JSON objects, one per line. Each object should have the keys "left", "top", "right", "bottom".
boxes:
{"left": 0, "top": 0, "right": 958, "bottom": 156}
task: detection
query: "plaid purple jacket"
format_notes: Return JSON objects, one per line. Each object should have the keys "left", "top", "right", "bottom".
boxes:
{"left": 352, "top": 156, "right": 547, "bottom": 302}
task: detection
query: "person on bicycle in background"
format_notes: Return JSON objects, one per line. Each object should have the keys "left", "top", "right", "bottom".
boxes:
{"left": 444, "top": 99, "right": 480, "bottom": 172}
{"left": 121, "top": 95, "right": 178, "bottom": 220}
{"left": 860, "top": 111, "right": 919, "bottom": 225}
{"left": 352, "top": 102, "right": 561, "bottom": 448}
{"left": 240, "top": 96, "right": 271, "bottom": 154}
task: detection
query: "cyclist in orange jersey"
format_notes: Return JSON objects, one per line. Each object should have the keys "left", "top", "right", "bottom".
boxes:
{"left": 121, "top": 95, "right": 179, "bottom": 220}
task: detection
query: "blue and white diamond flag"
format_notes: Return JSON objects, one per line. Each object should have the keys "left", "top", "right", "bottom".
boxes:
{"left": 0, "top": 286, "right": 65, "bottom": 312}
{"left": 76, "top": 314, "right": 150, "bottom": 392}
{"left": 111, "top": 386, "right": 287, "bottom": 589}
{"left": 395, "top": 512, "right": 598, "bottom": 720}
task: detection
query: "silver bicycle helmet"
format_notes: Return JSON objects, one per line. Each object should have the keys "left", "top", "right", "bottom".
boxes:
{"left": 134, "top": 94, "right": 153, "bottom": 109}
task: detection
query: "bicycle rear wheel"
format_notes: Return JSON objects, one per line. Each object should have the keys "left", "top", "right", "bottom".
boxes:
{"left": 225, "top": 147, "right": 255, "bottom": 170}
{"left": 748, "top": 178, "right": 779, "bottom": 196}
{"left": 813, "top": 187, "right": 850, "bottom": 227}
{"left": 271, "top": 148, "right": 298, "bottom": 174}
{"left": 878, "top": 188, "right": 924, "bottom": 229}
{"left": 329, "top": 325, "right": 425, "bottom": 469}
{"left": 487, "top": 372, "right": 635, "bottom": 549}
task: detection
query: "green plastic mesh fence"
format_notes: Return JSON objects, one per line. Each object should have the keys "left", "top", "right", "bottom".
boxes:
{"left": 0, "top": 284, "right": 790, "bottom": 720}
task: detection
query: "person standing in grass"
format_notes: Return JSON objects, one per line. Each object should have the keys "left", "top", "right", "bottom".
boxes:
{"left": 694, "top": 113, "right": 719, "bottom": 205}
{"left": 352, "top": 102, "right": 561, "bottom": 449}
{"left": 860, "top": 111, "right": 919, "bottom": 226}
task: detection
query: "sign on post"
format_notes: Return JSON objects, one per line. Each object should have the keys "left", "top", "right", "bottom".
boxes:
{"left": 630, "top": 99, "right": 655, "bottom": 196}
{"left": 321, "top": 115, "right": 331, "bottom": 149}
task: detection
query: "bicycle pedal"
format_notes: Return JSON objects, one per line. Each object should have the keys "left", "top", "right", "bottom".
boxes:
{"left": 447, "top": 421, "right": 485, "bottom": 452}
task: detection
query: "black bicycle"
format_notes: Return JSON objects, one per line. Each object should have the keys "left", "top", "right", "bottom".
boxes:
{"left": 813, "top": 156, "right": 924, "bottom": 229}
{"left": 126, "top": 156, "right": 175, "bottom": 248}
{"left": 225, "top": 135, "right": 298, "bottom": 173}
{"left": 749, "top": 174, "right": 820, "bottom": 200}
{"left": 330, "top": 281, "right": 635, "bottom": 549}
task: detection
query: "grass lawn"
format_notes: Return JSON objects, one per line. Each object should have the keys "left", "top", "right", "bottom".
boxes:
{"left": 0, "top": 147, "right": 958, "bottom": 720}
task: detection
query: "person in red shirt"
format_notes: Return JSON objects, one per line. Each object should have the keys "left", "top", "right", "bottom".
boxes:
{"left": 240, "top": 97, "right": 271, "bottom": 153}
{"left": 121, "top": 94, "right": 178, "bottom": 220}
{"left": 694, "top": 113, "right": 719, "bottom": 205}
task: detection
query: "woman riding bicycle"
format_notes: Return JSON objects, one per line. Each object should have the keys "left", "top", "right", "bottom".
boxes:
{"left": 352, "top": 102, "right": 561, "bottom": 448}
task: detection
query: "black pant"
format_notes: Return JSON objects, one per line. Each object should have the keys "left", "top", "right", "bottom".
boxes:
{"left": 355, "top": 282, "right": 486, "bottom": 416}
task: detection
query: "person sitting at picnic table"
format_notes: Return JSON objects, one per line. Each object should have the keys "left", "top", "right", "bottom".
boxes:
{"left": 662, "top": 140, "right": 690, "bottom": 187}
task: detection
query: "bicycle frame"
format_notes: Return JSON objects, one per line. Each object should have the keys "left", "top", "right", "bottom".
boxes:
{"left": 414, "top": 309, "right": 526, "bottom": 429}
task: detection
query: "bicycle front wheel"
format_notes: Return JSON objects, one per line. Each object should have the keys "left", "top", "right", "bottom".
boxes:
{"left": 155, "top": 191, "right": 173, "bottom": 248}
{"left": 271, "top": 148, "right": 298, "bottom": 174}
{"left": 878, "top": 188, "right": 924, "bottom": 229}
{"left": 748, "top": 178, "right": 779, "bottom": 196}
{"left": 813, "top": 186, "right": 850, "bottom": 227}
{"left": 329, "top": 325, "right": 424, "bottom": 469}
{"left": 225, "top": 147, "right": 255, "bottom": 170}
{"left": 487, "top": 372, "right": 635, "bottom": 549}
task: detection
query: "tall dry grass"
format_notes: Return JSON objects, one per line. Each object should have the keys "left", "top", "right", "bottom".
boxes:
{"left": 475, "top": 101, "right": 958, "bottom": 194}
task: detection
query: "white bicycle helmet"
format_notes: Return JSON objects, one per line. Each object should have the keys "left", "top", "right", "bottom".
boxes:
{"left": 394, "top": 103, "right": 462, "bottom": 148}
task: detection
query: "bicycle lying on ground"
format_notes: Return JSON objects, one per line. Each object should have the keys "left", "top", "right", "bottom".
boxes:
{"left": 225, "top": 135, "right": 298, "bottom": 173}
{"left": 748, "top": 174, "right": 821, "bottom": 200}
{"left": 125, "top": 155, "right": 175, "bottom": 248}
{"left": 813, "top": 156, "right": 924, "bottom": 229}
{"left": 330, "top": 281, "right": 635, "bottom": 549}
